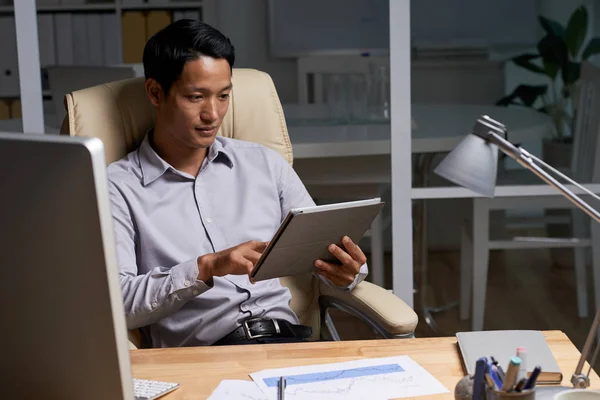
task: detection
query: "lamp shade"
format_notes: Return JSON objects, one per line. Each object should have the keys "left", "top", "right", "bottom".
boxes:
{"left": 433, "top": 133, "right": 499, "bottom": 197}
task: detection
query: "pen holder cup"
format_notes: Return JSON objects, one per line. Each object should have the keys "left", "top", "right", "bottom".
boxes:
{"left": 486, "top": 387, "right": 535, "bottom": 400}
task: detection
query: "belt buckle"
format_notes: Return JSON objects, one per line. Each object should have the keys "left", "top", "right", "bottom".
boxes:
{"left": 242, "top": 318, "right": 281, "bottom": 340}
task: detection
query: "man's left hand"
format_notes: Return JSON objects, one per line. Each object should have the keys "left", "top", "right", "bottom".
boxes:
{"left": 314, "top": 236, "right": 367, "bottom": 287}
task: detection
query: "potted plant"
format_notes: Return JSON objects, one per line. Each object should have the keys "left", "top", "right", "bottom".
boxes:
{"left": 496, "top": 5, "right": 600, "bottom": 168}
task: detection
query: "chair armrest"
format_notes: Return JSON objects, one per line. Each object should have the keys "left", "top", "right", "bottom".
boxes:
{"left": 128, "top": 329, "right": 142, "bottom": 349}
{"left": 319, "top": 280, "right": 418, "bottom": 338}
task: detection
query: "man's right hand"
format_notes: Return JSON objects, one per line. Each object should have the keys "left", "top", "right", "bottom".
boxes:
{"left": 196, "top": 240, "right": 269, "bottom": 283}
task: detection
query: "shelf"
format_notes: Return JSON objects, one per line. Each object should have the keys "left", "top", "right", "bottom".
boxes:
{"left": 0, "top": 90, "right": 52, "bottom": 99}
{"left": 0, "top": 4, "right": 115, "bottom": 13}
{"left": 121, "top": 2, "right": 201, "bottom": 10}
{"left": 0, "top": 2, "right": 201, "bottom": 14}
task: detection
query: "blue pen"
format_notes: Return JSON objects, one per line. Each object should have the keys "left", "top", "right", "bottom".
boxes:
{"left": 523, "top": 366, "right": 542, "bottom": 390}
{"left": 487, "top": 360, "right": 503, "bottom": 390}
{"left": 472, "top": 357, "right": 487, "bottom": 400}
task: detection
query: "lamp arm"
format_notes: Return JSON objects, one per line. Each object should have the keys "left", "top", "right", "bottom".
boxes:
{"left": 486, "top": 131, "right": 600, "bottom": 387}
{"left": 524, "top": 150, "right": 600, "bottom": 204}
{"left": 487, "top": 132, "right": 600, "bottom": 224}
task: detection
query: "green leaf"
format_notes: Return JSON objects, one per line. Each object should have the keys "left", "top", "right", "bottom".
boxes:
{"left": 515, "top": 84, "right": 548, "bottom": 106}
{"left": 562, "top": 61, "right": 580, "bottom": 85}
{"left": 565, "top": 6, "right": 588, "bottom": 57}
{"left": 512, "top": 54, "right": 545, "bottom": 74}
{"left": 582, "top": 37, "right": 600, "bottom": 59}
{"left": 496, "top": 94, "right": 519, "bottom": 106}
{"left": 543, "top": 59, "right": 560, "bottom": 79}
{"left": 539, "top": 16, "right": 565, "bottom": 38}
{"left": 537, "top": 34, "right": 569, "bottom": 66}
{"left": 499, "top": 84, "right": 548, "bottom": 107}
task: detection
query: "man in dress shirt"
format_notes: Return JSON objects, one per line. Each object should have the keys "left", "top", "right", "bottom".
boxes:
{"left": 107, "top": 19, "right": 368, "bottom": 347}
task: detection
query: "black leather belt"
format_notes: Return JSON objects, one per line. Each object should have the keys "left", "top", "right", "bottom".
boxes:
{"left": 214, "top": 318, "right": 312, "bottom": 345}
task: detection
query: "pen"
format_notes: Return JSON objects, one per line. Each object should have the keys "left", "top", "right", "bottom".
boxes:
{"left": 501, "top": 356, "right": 521, "bottom": 391}
{"left": 485, "top": 373, "right": 495, "bottom": 389}
{"left": 515, "top": 378, "right": 527, "bottom": 392}
{"left": 278, "top": 376, "right": 286, "bottom": 400}
{"left": 492, "top": 364, "right": 505, "bottom": 382}
{"left": 523, "top": 366, "right": 542, "bottom": 390}
{"left": 490, "top": 357, "right": 505, "bottom": 381}
{"left": 486, "top": 361, "right": 503, "bottom": 391}
{"left": 517, "top": 347, "right": 527, "bottom": 382}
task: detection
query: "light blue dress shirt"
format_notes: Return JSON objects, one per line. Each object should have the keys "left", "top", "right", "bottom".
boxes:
{"left": 107, "top": 133, "right": 368, "bottom": 347}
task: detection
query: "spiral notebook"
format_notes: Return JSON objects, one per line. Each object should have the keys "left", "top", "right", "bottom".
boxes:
{"left": 456, "top": 330, "right": 563, "bottom": 384}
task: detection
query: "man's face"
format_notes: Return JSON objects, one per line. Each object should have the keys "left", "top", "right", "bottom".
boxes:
{"left": 151, "top": 56, "right": 232, "bottom": 150}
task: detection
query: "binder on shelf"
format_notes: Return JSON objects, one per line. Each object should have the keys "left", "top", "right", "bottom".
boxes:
{"left": 10, "top": 99, "right": 21, "bottom": 119}
{"left": 38, "top": 14, "right": 56, "bottom": 67}
{"left": 0, "top": 101, "right": 10, "bottom": 121}
{"left": 0, "top": 16, "right": 19, "bottom": 97}
{"left": 87, "top": 14, "right": 104, "bottom": 65}
{"left": 54, "top": 13, "right": 74, "bottom": 65}
{"left": 121, "top": 11, "right": 146, "bottom": 63}
{"left": 184, "top": 10, "right": 201, "bottom": 21}
{"left": 102, "top": 13, "right": 121, "bottom": 66}
{"left": 36, "top": 0, "right": 61, "bottom": 5}
{"left": 72, "top": 13, "right": 89, "bottom": 65}
{"left": 173, "top": 11, "right": 186, "bottom": 21}
{"left": 146, "top": 11, "right": 172, "bottom": 40}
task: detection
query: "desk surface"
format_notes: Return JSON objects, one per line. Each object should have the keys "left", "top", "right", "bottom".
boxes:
{"left": 130, "top": 330, "right": 597, "bottom": 399}
{"left": 288, "top": 103, "right": 552, "bottom": 158}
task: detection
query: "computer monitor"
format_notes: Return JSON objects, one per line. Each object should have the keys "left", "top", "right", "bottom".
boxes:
{"left": 0, "top": 132, "right": 134, "bottom": 399}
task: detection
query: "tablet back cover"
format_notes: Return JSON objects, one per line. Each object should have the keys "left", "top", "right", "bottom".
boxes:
{"left": 251, "top": 202, "right": 383, "bottom": 281}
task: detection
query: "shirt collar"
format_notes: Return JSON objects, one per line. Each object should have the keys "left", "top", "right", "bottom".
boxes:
{"left": 139, "top": 131, "right": 234, "bottom": 186}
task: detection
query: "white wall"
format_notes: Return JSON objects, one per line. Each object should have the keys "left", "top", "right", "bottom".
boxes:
{"left": 207, "top": 0, "right": 298, "bottom": 103}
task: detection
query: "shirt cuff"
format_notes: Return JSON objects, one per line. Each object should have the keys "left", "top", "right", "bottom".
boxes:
{"left": 170, "top": 257, "right": 212, "bottom": 295}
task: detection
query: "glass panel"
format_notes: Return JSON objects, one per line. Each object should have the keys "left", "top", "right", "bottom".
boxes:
{"left": 411, "top": 0, "right": 597, "bottom": 363}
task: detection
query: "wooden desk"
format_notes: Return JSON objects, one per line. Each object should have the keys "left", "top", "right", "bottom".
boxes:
{"left": 130, "top": 331, "right": 598, "bottom": 399}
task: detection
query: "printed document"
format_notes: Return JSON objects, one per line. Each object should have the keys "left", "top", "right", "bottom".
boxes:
{"left": 250, "top": 355, "right": 448, "bottom": 400}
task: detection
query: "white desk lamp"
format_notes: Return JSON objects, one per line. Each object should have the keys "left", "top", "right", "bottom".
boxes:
{"left": 434, "top": 115, "right": 600, "bottom": 390}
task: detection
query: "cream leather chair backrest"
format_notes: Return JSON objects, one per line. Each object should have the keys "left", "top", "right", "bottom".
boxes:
{"left": 63, "top": 68, "right": 322, "bottom": 339}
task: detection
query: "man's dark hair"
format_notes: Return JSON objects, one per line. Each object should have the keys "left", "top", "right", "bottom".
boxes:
{"left": 143, "top": 19, "right": 235, "bottom": 96}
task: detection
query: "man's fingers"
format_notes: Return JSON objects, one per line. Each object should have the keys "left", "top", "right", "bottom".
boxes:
{"left": 315, "top": 268, "right": 354, "bottom": 287}
{"left": 314, "top": 259, "right": 337, "bottom": 274}
{"left": 327, "top": 244, "right": 353, "bottom": 265}
{"left": 248, "top": 240, "right": 269, "bottom": 252}
{"left": 315, "top": 260, "right": 354, "bottom": 282}
{"left": 243, "top": 259, "right": 254, "bottom": 273}
{"left": 245, "top": 250, "right": 263, "bottom": 265}
{"left": 342, "top": 236, "right": 367, "bottom": 265}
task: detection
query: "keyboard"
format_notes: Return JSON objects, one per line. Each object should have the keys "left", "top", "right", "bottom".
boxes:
{"left": 133, "top": 378, "right": 179, "bottom": 400}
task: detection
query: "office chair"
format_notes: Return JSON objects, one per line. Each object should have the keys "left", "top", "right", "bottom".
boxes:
{"left": 60, "top": 68, "right": 418, "bottom": 347}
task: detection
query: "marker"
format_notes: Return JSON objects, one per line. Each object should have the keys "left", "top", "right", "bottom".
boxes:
{"left": 472, "top": 357, "right": 487, "bottom": 400}
{"left": 502, "top": 356, "right": 521, "bottom": 391}
{"left": 523, "top": 366, "right": 542, "bottom": 390}
{"left": 517, "top": 347, "right": 527, "bottom": 382}
{"left": 515, "top": 378, "right": 527, "bottom": 392}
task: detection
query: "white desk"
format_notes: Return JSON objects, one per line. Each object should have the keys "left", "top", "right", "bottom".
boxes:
{"left": 289, "top": 103, "right": 552, "bottom": 158}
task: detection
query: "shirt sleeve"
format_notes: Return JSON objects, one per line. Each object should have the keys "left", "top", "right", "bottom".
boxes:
{"left": 108, "top": 180, "right": 213, "bottom": 330}
{"left": 274, "top": 153, "right": 369, "bottom": 292}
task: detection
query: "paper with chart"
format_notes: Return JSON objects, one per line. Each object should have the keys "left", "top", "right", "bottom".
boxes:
{"left": 207, "top": 380, "right": 267, "bottom": 400}
{"left": 250, "top": 355, "right": 449, "bottom": 400}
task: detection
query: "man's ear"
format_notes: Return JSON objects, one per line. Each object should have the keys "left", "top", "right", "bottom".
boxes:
{"left": 145, "top": 78, "right": 164, "bottom": 107}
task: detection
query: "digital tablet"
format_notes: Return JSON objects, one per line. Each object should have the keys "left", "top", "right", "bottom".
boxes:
{"left": 250, "top": 198, "right": 384, "bottom": 281}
